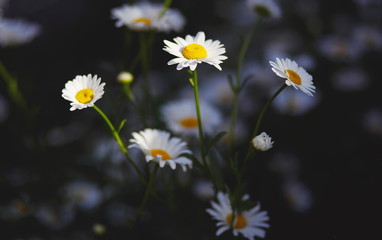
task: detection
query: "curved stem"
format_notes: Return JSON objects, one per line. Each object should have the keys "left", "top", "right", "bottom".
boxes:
{"left": 245, "top": 83, "right": 287, "bottom": 159}
{"left": 92, "top": 105, "right": 146, "bottom": 185}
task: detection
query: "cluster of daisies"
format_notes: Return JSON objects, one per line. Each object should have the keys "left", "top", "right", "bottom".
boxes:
{"left": 60, "top": 1, "right": 316, "bottom": 240}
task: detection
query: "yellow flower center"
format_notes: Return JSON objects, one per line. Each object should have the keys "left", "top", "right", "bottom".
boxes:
{"left": 75, "top": 89, "right": 94, "bottom": 104}
{"left": 133, "top": 18, "right": 152, "bottom": 26}
{"left": 151, "top": 149, "right": 172, "bottom": 160}
{"left": 285, "top": 69, "right": 302, "bottom": 85}
{"left": 179, "top": 117, "right": 198, "bottom": 129}
{"left": 226, "top": 213, "right": 247, "bottom": 229}
{"left": 181, "top": 44, "right": 207, "bottom": 59}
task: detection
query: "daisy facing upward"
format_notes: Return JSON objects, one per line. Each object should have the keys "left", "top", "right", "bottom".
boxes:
{"left": 163, "top": 31, "right": 228, "bottom": 71}
{"left": 61, "top": 74, "right": 105, "bottom": 111}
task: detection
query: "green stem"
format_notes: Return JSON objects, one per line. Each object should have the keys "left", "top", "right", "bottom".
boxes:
{"left": 0, "top": 61, "right": 27, "bottom": 111}
{"left": 245, "top": 83, "right": 287, "bottom": 159}
{"left": 228, "top": 18, "right": 261, "bottom": 152}
{"left": 159, "top": 0, "right": 172, "bottom": 17}
{"left": 133, "top": 164, "right": 159, "bottom": 226}
{"left": 92, "top": 105, "right": 146, "bottom": 185}
{"left": 190, "top": 70, "right": 211, "bottom": 178}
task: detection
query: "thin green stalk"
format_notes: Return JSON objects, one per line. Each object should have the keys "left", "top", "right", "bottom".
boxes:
{"left": 245, "top": 83, "right": 287, "bottom": 159}
{"left": 92, "top": 105, "right": 146, "bottom": 185}
{"left": 159, "top": 0, "right": 172, "bottom": 17}
{"left": 190, "top": 70, "right": 211, "bottom": 177}
{"left": 132, "top": 164, "right": 159, "bottom": 226}
{"left": 0, "top": 61, "right": 27, "bottom": 110}
{"left": 228, "top": 18, "right": 261, "bottom": 152}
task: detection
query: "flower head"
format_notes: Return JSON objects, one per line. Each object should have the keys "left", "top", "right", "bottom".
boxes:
{"left": 252, "top": 132, "right": 274, "bottom": 151}
{"left": 117, "top": 71, "right": 134, "bottom": 84}
{"left": 161, "top": 98, "right": 222, "bottom": 137}
{"left": 206, "top": 192, "right": 270, "bottom": 240}
{"left": 163, "top": 31, "right": 228, "bottom": 71}
{"left": 0, "top": 17, "right": 41, "bottom": 47}
{"left": 111, "top": 2, "right": 185, "bottom": 32}
{"left": 61, "top": 74, "right": 105, "bottom": 111}
{"left": 269, "top": 57, "right": 315, "bottom": 96}
{"left": 246, "top": 0, "right": 281, "bottom": 19}
{"left": 128, "top": 128, "right": 192, "bottom": 171}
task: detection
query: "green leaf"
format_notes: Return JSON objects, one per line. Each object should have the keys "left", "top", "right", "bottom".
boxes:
{"left": 117, "top": 119, "right": 127, "bottom": 133}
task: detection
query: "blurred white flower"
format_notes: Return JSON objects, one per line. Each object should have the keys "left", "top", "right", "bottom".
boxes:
{"left": 111, "top": 2, "right": 185, "bottom": 32}
{"left": 272, "top": 87, "right": 320, "bottom": 116}
{"left": 0, "top": 17, "right": 40, "bottom": 47}
{"left": 317, "top": 35, "right": 362, "bottom": 62}
{"left": 35, "top": 203, "right": 75, "bottom": 230}
{"left": 62, "top": 181, "right": 103, "bottom": 211}
{"left": 283, "top": 180, "right": 313, "bottom": 212}
{"left": 246, "top": 0, "right": 281, "bottom": 19}
{"left": 161, "top": 98, "right": 223, "bottom": 137}
{"left": 163, "top": 31, "right": 228, "bottom": 71}
{"left": 362, "top": 107, "right": 382, "bottom": 136}
{"left": 331, "top": 67, "right": 369, "bottom": 91}
{"left": 192, "top": 179, "right": 215, "bottom": 201}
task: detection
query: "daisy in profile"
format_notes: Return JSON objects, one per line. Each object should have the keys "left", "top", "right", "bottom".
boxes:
{"left": 128, "top": 128, "right": 192, "bottom": 171}
{"left": 0, "top": 17, "right": 41, "bottom": 47}
{"left": 252, "top": 132, "right": 274, "bottom": 151}
{"left": 61, "top": 74, "right": 105, "bottom": 111}
{"left": 206, "top": 192, "right": 270, "bottom": 240}
{"left": 269, "top": 57, "right": 315, "bottom": 96}
{"left": 246, "top": 0, "right": 281, "bottom": 19}
{"left": 160, "top": 98, "right": 222, "bottom": 137}
{"left": 163, "top": 31, "right": 228, "bottom": 71}
{"left": 111, "top": 2, "right": 185, "bottom": 32}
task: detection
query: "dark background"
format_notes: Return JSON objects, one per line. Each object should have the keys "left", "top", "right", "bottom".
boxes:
{"left": 1, "top": 0, "right": 381, "bottom": 239}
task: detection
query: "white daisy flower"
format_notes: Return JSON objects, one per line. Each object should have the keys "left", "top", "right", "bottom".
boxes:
{"left": 0, "top": 17, "right": 41, "bottom": 47}
{"left": 128, "top": 128, "right": 193, "bottom": 171}
{"left": 61, "top": 74, "right": 105, "bottom": 111}
{"left": 246, "top": 0, "right": 281, "bottom": 19}
{"left": 269, "top": 57, "right": 315, "bottom": 96}
{"left": 206, "top": 192, "right": 270, "bottom": 240}
{"left": 111, "top": 2, "right": 185, "bottom": 32}
{"left": 161, "top": 98, "right": 222, "bottom": 137}
{"left": 252, "top": 132, "right": 274, "bottom": 151}
{"left": 163, "top": 31, "right": 228, "bottom": 71}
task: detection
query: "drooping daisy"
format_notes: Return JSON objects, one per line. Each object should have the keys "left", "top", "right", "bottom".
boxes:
{"left": 246, "top": 0, "right": 281, "bottom": 19}
{"left": 163, "top": 31, "right": 228, "bottom": 71}
{"left": 111, "top": 2, "right": 185, "bottom": 33}
{"left": 269, "top": 57, "right": 315, "bottom": 96}
{"left": 252, "top": 132, "right": 274, "bottom": 151}
{"left": 206, "top": 192, "right": 270, "bottom": 240}
{"left": 0, "top": 17, "right": 41, "bottom": 47}
{"left": 61, "top": 74, "right": 105, "bottom": 111}
{"left": 128, "top": 128, "right": 192, "bottom": 171}
{"left": 160, "top": 98, "right": 222, "bottom": 137}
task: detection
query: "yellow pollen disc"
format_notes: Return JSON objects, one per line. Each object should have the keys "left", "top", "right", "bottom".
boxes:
{"left": 179, "top": 117, "right": 198, "bottom": 129}
{"left": 285, "top": 69, "right": 302, "bottom": 85}
{"left": 151, "top": 149, "right": 172, "bottom": 161}
{"left": 75, "top": 89, "right": 94, "bottom": 104}
{"left": 226, "top": 214, "right": 247, "bottom": 229}
{"left": 133, "top": 18, "right": 152, "bottom": 25}
{"left": 181, "top": 43, "right": 207, "bottom": 59}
